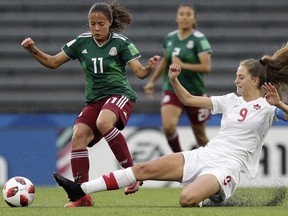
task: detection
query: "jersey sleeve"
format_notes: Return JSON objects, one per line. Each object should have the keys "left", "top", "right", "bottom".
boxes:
{"left": 194, "top": 31, "right": 212, "bottom": 55}
{"left": 120, "top": 39, "right": 141, "bottom": 64}
{"left": 61, "top": 38, "right": 79, "bottom": 60}
{"left": 210, "top": 93, "right": 235, "bottom": 114}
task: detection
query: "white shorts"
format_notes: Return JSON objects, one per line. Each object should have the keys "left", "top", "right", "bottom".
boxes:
{"left": 181, "top": 147, "right": 242, "bottom": 203}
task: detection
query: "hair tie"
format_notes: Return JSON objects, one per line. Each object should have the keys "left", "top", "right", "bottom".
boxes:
{"left": 259, "top": 59, "right": 265, "bottom": 66}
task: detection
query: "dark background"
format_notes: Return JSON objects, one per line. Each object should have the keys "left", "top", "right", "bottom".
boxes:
{"left": 1, "top": 0, "right": 288, "bottom": 113}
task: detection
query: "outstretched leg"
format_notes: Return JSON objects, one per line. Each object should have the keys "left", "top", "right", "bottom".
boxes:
{"left": 53, "top": 153, "right": 184, "bottom": 201}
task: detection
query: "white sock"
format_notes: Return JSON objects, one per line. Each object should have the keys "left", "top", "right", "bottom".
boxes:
{"left": 81, "top": 177, "right": 106, "bottom": 194}
{"left": 114, "top": 167, "right": 136, "bottom": 188}
{"left": 81, "top": 167, "right": 136, "bottom": 194}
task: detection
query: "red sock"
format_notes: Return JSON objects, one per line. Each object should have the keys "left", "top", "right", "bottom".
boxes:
{"left": 167, "top": 133, "right": 182, "bottom": 152}
{"left": 71, "top": 149, "right": 89, "bottom": 183}
{"left": 104, "top": 127, "right": 134, "bottom": 168}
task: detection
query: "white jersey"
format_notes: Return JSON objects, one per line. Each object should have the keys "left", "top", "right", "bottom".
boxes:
{"left": 208, "top": 93, "right": 275, "bottom": 179}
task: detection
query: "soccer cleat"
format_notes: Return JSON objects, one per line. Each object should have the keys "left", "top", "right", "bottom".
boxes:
{"left": 64, "top": 195, "right": 94, "bottom": 207}
{"left": 52, "top": 172, "right": 86, "bottom": 202}
{"left": 124, "top": 181, "right": 143, "bottom": 195}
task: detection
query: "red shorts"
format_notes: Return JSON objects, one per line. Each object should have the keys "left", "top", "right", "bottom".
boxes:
{"left": 161, "top": 91, "right": 211, "bottom": 124}
{"left": 75, "top": 95, "right": 134, "bottom": 147}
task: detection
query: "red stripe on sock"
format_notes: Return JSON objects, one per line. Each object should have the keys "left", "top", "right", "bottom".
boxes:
{"left": 102, "top": 172, "right": 119, "bottom": 190}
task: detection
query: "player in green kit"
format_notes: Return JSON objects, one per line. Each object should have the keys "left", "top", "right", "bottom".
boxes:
{"left": 21, "top": 1, "right": 160, "bottom": 207}
{"left": 63, "top": 32, "right": 140, "bottom": 103}
{"left": 144, "top": 3, "right": 212, "bottom": 152}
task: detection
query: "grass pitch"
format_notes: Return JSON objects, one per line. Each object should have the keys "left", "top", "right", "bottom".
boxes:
{"left": 0, "top": 187, "right": 288, "bottom": 216}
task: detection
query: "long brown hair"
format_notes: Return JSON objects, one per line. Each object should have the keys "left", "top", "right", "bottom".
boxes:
{"left": 241, "top": 43, "right": 288, "bottom": 102}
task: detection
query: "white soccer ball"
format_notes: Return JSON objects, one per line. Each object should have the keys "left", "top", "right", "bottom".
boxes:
{"left": 2, "top": 176, "right": 35, "bottom": 207}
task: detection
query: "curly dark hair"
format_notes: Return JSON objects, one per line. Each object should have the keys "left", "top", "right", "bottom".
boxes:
{"left": 88, "top": 1, "right": 133, "bottom": 32}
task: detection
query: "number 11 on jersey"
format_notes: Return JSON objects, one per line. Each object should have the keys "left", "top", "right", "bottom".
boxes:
{"left": 92, "top": 57, "right": 104, "bottom": 73}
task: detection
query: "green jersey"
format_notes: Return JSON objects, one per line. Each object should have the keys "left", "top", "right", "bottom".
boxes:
{"left": 162, "top": 30, "right": 212, "bottom": 94}
{"left": 62, "top": 32, "right": 141, "bottom": 104}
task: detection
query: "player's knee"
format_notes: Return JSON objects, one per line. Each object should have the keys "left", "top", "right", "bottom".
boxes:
{"left": 179, "top": 192, "right": 201, "bottom": 207}
{"left": 162, "top": 125, "right": 176, "bottom": 137}
{"left": 96, "top": 118, "right": 113, "bottom": 134}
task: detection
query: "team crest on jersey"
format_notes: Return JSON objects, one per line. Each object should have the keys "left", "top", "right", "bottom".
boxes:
{"left": 186, "top": 41, "right": 194, "bottom": 49}
{"left": 253, "top": 104, "right": 261, "bottom": 110}
{"left": 109, "top": 47, "right": 117, "bottom": 56}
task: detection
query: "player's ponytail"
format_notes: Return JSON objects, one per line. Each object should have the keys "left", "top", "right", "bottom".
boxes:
{"left": 260, "top": 43, "right": 288, "bottom": 102}
{"left": 108, "top": 0, "right": 133, "bottom": 32}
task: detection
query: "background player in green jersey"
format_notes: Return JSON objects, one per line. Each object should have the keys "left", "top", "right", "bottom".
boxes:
{"left": 22, "top": 1, "right": 160, "bottom": 207}
{"left": 144, "top": 3, "right": 212, "bottom": 152}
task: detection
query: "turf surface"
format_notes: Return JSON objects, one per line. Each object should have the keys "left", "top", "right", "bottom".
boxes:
{"left": 1, "top": 187, "right": 288, "bottom": 216}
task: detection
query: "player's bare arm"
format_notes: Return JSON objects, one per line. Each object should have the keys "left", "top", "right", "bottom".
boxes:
{"left": 129, "top": 55, "right": 161, "bottom": 79}
{"left": 144, "top": 57, "right": 167, "bottom": 98}
{"left": 169, "top": 63, "right": 213, "bottom": 109}
{"left": 21, "top": 37, "right": 70, "bottom": 69}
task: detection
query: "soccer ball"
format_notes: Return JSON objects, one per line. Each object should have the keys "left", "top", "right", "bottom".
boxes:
{"left": 2, "top": 176, "right": 35, "bottom": 207}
